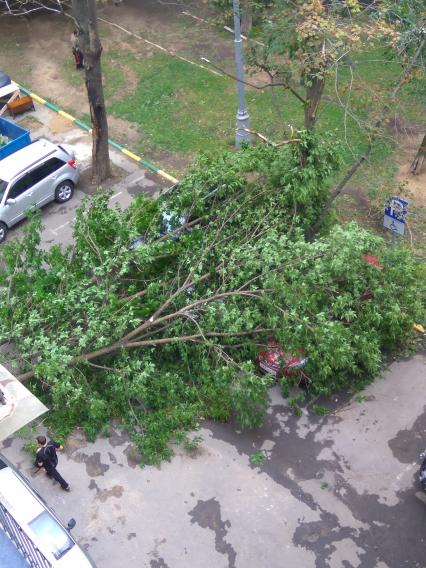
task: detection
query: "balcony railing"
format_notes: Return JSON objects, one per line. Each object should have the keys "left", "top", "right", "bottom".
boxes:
{"left": 0, "top": 501, "right": 52, "bottom": 568}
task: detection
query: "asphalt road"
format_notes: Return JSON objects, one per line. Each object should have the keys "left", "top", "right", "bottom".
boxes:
{"left": 2, "top": 355, "right": 426, "bottom": 568}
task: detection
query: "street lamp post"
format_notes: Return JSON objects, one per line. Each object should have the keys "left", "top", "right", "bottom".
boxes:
{"left": 232, "top": 0, "right": 250, "bottom": 148}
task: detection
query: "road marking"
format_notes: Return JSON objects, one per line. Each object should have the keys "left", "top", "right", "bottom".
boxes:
{"left": 53, "top": 220, "right": 70, "bottom": 232}
{"left": 415, "top": 491, "right": 426, "bottom": 504}
{"left": 109, "top": 192, "right": 122, "bottom": 201}
{"left": 395, "top": 461, "right": 417, "bottom": 481}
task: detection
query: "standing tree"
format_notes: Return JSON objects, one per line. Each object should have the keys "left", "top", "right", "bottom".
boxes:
{"left": 72, "top": 0, "right": 111, "bottom": 183}
{"left": 246, "top": 0, "right": 400, "bottom": 132}
{"left": 381, "top": 0, "right": 426, "bottom": 175}
{"left": 1, "top": 0, "right": 112, "bottom": 184}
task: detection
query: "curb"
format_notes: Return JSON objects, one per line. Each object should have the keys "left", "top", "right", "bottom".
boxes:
{"left": 18, "top": 85, "right": 178, "bottom": 185}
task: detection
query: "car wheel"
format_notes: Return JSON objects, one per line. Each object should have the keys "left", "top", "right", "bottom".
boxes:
{"left": 0, "top": 222, "right": 8, "bottom": 244}
{"left": 55, "top": 181, "right": 74, "bottom": 203}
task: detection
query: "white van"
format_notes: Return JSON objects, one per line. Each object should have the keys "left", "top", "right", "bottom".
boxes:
{"left": 0, "top": 454, "right": 95, "bottom": 567}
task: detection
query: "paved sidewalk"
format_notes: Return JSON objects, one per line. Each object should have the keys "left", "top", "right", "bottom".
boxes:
{"left": 2, "top": 354, "right": 425, "bottom": 567}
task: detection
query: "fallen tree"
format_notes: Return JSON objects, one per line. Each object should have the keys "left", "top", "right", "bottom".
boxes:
{"left": 0, "top": 137, "right": 423, "bottom": 463}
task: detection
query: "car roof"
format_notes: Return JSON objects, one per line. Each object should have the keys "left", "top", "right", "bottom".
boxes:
{"left": 0, "top": 454, "right": 95, "bottom": 567}
{"left": 0, "top": 457, "right": 43, "bottom": 525}
{"left": 0, "top": 138, "right": 58, "bottom": 182}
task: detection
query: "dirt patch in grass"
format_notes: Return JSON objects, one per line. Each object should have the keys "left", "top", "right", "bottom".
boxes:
{"left": 395, "top": 131, "right": 426, "bottom": 207}
{"left": 18, "top": 114, "right": 43, "bottom": 130}
{"left": 107, "top": 115, "right": 142, "bottom": 148}
{"left": 48, "top": 113, "right": 75, "bottom": 134}
{"left": 80, "top": 162, "right": 129, "bottom": 195}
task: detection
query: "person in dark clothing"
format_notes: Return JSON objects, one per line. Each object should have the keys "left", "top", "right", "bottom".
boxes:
{"left": 35, "top": 436, "right": 70, "bottom": 492}
{"left": 71, "top": 30, "right": 84, "bottom": 70}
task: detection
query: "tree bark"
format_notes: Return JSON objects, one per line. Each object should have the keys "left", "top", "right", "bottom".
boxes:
{"left": 72, "top": 0, "right": 111, "bottom": 184}
{"left": 241, "top": 0, "right": 252, "bottom": 35}
{"left": 410, "top": 131, "right": 426, "bottom": 175}
{"left": 304, "top": 73, "right": 324, "bottom": 130}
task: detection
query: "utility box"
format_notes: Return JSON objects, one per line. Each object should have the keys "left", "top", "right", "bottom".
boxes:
{"left": 0, "top": 116, "right": 31, "bottom": 161}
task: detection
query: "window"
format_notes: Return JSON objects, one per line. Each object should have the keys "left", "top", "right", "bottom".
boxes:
{"left": 8, "top": 174, "right": 32, "bottom": 199}
{"left": 28, "top": 511, "right": 74, "bottom": 560}
{"left": 28, "top": 158, "right": 65, "bottom": 186}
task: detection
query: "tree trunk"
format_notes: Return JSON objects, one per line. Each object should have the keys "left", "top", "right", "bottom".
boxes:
{"left": 72, "top": 0, "right": 111, "bottom": 184}
{"left": 304, "top": 73, "right": 324, "bottom": 130}
{"left": 410, "top": 131, "right": 426, "bottom": 175}
{"left": 241, "top": 0, "right": 252, "bottom": 35}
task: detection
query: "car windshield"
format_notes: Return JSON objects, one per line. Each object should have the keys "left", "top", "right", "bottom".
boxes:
{"left": 28, "top": 511, "right": 75, "bottom": 560}
{"left": 159, "top": 210, "right": 187, "bottom": 235}
{"left": 0, "top": 179, "right": 7, "bottom": 202}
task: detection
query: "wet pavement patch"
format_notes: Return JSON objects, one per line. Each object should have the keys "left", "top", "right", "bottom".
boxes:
{"left": 73, "top": 451, "right": 109, "bottom": 476}
{"left": 388, "top": 407, "right": 426, "bottom": 464}
{"left": 188, "top": 497, "right": 237, "bottom": 568}
{"left": 108, "top": 425, "right": 130, "bottom": 447}
{"left": 124, "top": 444, "right": 143, "bottom": 468}
{"left": 88, "top": 479, "right": 124, "bottom": 502}
{"left": 150, "top": 559, "right": 169, "bottom": 568}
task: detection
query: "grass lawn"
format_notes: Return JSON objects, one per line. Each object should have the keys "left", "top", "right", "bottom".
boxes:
{"left": 59, "top": 34, "right": 424, "bottom": 189}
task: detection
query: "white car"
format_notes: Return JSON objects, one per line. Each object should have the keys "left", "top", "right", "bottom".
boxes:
{"left": 0, "top": 138, "right": 80, "bottom": 243}
{"left": 0, "top": 453, "right": 95, "bottom": 567}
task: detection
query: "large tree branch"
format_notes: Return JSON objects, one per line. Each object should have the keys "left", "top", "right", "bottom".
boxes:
{"left": 17, "top": 324, "right": 272, "bottom": 383}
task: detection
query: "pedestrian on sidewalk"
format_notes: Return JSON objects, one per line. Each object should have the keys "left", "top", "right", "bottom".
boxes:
{"left": 71, "top": 30, "right": 84, "bottom": 70}
{"left": 35, "top": 436, "right": 70, "bottom": 492}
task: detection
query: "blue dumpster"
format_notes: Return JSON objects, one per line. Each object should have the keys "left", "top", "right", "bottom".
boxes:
{"left": 0, "top": 116, "right": 31, "bottom": 161}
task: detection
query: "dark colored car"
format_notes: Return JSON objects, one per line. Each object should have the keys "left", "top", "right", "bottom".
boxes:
{"left": 130, "top": 183, "right": 220, "bottom": 250}
{"left": 419, "top": 452, "right": 426, "bottom": 491}
{"left": 256, "top": 341, "right": 308, "bottom": 378}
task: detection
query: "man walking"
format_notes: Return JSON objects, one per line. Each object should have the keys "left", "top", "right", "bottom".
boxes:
{"left": 35, "top": 436, "right": 70, "bottom": 492}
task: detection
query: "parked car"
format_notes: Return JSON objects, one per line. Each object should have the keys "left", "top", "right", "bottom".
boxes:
{"left": 0, "top": 138, "right": 79, "bottom": 243}
{"left": 419, "top": 451, "right": 426, "bottom": 492}
{"left": 256, "top": 341, "right": 309, "bottom": 378}
{"left": 0, "top": 453, "right": 95, "bottom": 567}
{"left": 130, "top": 183, "right": 222, "bottom": 250}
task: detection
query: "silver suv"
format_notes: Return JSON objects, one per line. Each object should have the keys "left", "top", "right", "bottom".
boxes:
{"left": 0, "top": 139, "right": 80, "bottom": 243}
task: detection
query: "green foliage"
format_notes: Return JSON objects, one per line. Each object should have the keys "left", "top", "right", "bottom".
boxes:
{"left": 311, "top": 404, "right": 330, "bottom": 416}
{"left": 250, "top": 450, "right": 266, "bottom": 466}
{"left": 182, "top": 435, "right": 203, "bottom": 453}
{"left": 0, "top": 137, "right": 423, "bottom": 464}
{"left": 288, "top": 393, "right": 305, "bottom": 416}
{"left": 15, "top": 425, "right": 40, "bottom": 456}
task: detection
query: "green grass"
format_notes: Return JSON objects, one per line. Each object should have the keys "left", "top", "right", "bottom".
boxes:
{"left": 63, "top": 53, "right": 126, "bottom": 100}
{"left": 58, "top": 43, "right": 423, "bottom": 186}
{"left": 109, "top": 53, "right": 236, "bottom": 154}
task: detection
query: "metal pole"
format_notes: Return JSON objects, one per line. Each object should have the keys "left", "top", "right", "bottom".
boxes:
{"left": 232, "top": 0, "right": 250, "bottom": 148}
